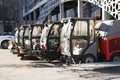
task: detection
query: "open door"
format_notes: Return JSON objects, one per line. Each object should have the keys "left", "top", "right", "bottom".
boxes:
{"left": 47, "top": 22, "right": 63, "bottom": 53}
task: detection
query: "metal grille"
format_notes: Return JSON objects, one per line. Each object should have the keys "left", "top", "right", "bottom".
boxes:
{"left": 109, "top": 38, "right": 120, "bottom": 53}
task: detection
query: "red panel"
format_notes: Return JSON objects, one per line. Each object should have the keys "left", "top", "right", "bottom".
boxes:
{"left": 99, "top": 36, "right": 120, "bottom": 61}
{"left": 56, "top": 45, "right": 61, "bottom": 53}
{"left": 109, "top": 38, "right": 120, "bottom": 53}
{"left": 99, "top": 39, "right": 110, "bottom": 61}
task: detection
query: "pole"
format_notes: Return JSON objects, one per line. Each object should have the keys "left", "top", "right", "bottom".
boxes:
{"left": 102, "top": 1, "right": 105, "bottom": 20}
{"left": 78, "top": 0, "right": 83, "bottom": 18}
{"left": 59, "top": 3, "right": 65, "bottom": 20}
{"left": 20, "top": 0, "right": 24, "bottom": 25}
{"left": 2, "top": 0, "right": 5, "bottom": 32}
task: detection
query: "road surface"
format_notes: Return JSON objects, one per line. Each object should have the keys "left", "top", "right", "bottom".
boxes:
{"left": 0, "top": 49, "right": 120, "bottom": 80}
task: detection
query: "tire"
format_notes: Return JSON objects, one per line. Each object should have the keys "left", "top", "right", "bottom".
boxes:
{"left": 1, "top": 40, "right": 9, "bottom": 49}
{"left": 82, "top": 54, "right": 96, "bottom": 63}
{"left": 33, "top": 43, "right": 40, "bottom": 50}
{"left": 110, "top": 53, "right": 120, "bottom": 62}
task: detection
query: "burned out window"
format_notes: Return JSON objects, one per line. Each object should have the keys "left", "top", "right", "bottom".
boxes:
{"left": 49, "top": 24, "right": 61, "bottom": 37}
{"left": 73, "top": 21, "right": 88, "bottom": 36}
{"left": 24, "top": 27, "right": 30, "bottom": 36}
{"left": 32, "top": 26, "right": 42, "bottom": 37}
{"left": 48, "top": 23, "right": 63, "bottom": 51}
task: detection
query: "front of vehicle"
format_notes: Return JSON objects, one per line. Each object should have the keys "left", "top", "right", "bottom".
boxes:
{"left": 61, "top": 18, "right": 95, "bottom": 63}
{"left": 40, "top": 22, "right": 63, "bottom": 62}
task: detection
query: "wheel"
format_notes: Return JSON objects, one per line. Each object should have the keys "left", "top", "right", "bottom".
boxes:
{"left": 33, "top": 43, "right": 40, "bottom": 50}
{"left": 110, "top": 53, "right": 120, "bottom": 62}
{"left": 1, "top": 40, "right": 9, "bottom": 49}
{"left": 82, "top": 54, "right": 96, "bottom": 63}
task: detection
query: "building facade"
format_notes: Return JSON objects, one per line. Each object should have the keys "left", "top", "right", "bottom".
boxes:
{"left": 0, "top": 0, "right": 20, "bottom": 32}
{"left": 22, "top": 0, "right": 115, "bottom": 24}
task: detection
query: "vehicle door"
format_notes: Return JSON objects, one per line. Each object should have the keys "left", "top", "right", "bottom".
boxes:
{"left": 31, "top": 24, "right": 44, "bottom": 50}
{"left": 47, "top": 23, "right": 63, "bottom": 52}
{"left": 70, "top": 19, "right": 94, "bottom": 56}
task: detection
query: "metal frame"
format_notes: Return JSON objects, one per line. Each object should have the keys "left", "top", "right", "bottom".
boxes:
{"left": 30, "top": 24, "right": 44, "bottom": 50}
{"left": 47, "top": 22, "right": 63, "bottom": 51}
{"left": 62, "top": 17, "right": 95, "bottom": 61}
{"left": 40, "top": 22, "right": 63, "bottom": 61}
{"left": 20, "top": 25, "right": 28, "bottom": 48}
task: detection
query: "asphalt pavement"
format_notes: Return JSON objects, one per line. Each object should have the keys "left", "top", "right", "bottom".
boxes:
{"left": 0, "top": 49, "right": 120, "bottom": 80}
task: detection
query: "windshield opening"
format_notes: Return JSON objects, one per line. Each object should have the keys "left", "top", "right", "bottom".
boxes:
{"left": 48, "top": 23, "right": 63, "bottom": 51}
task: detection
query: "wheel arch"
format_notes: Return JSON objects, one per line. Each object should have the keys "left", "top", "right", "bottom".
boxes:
{"left": 83, "top": 42, "right": 98, "bottom": 58}
{"left": 0, "top": 39, "right": 11, "bottom": 49}
{"left": 1, "top": 39, "right": 10, "bottom": 45}
{"left": 82, "top": 53, "right": 97, "bottom": 63}
{"left": 110, "top": 52, "right": 120, "bottom": 61}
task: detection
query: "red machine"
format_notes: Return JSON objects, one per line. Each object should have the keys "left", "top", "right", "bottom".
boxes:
{"left": 99, "top": 36, "right": 120, "bottom": 61}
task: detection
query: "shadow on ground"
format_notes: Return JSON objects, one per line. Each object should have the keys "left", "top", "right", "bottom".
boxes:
{"left": 20, "top": 55, "right": 40, "bottom": 60}
{"left": 93, "top": 66, "right": 120, "bottom": 74}
{"left": 17, "top": 55, "right": 66, "bottom": 68}
{"left": 29, "top": 60, "right": 65, "bottom": 68}
{"left": 77, "top": 67, "right": 120, "bottom": 79}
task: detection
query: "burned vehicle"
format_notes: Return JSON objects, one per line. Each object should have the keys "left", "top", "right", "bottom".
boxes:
{"left": 8, "top": 25, "right": 28, "bottom": 54}
{"left": 18, "top": 25, "right": 29, "bottom": 56}
{"left": 60, "top": 18, "right": 95, "bottom": 63}
{"left": 40, "top": 22, "right": 63, "bottom": 62}
{"left": 19, "top": 24, "right": 44, "bottom": 59}
{"left": 61, "top": 17, "right": 120, "bottom": 64}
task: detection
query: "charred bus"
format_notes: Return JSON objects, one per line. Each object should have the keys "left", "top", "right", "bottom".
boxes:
{"left": 60, "top": 18, "right": 120, "bottom": 64}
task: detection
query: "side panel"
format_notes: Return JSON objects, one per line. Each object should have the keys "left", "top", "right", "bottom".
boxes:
{"left": 84, "top": 42, "right": 97, "bottom": 58}
{"left": 61, "top": 21, "right": 72, "bottom": 56}
{"left": 99, "top": 36, "right": 120, "bottom": 61}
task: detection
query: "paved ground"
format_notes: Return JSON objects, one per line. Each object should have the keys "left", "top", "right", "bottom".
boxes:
{"left": 0, "top": 49, "right": 120, "bottom": 80}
